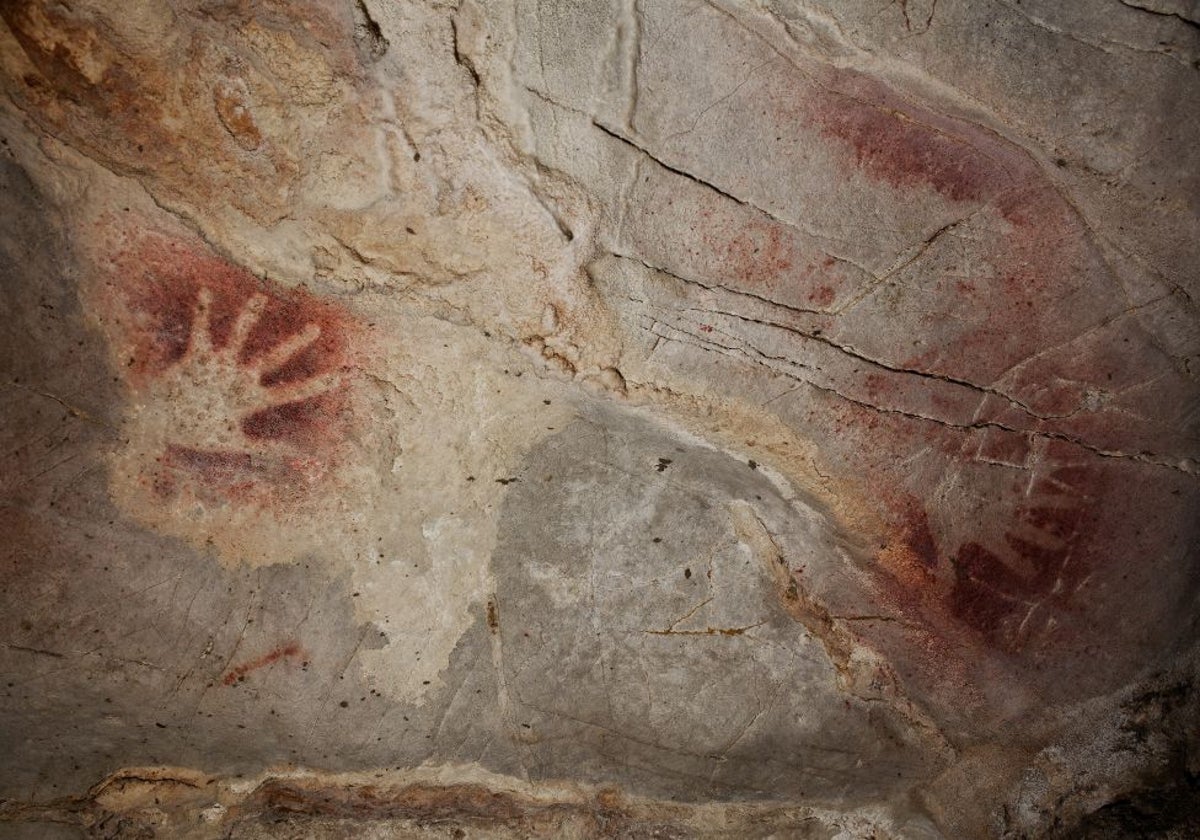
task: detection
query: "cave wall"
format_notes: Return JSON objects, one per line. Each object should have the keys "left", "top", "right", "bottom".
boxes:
{"left": 1, "top": 1, "right": 1198, "bottom": 837}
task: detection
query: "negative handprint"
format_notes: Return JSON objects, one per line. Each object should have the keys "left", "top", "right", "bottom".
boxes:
{"left": 99, "top": 228, "right": 360, "bottom": 506}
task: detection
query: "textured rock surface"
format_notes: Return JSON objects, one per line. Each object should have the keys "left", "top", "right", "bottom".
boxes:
{"left": 1, "top": 1, "right": 1198, "bottom": 837}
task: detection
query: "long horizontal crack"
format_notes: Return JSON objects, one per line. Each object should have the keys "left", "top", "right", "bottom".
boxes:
{"left": 612, "top": 251, "right": 827, "bottom": 318}
{"left": 803, "top": 371, "right": 1195, "bottom": 475}
{"left": 704, "top": 306, "right": 1054, "bottom": 418}
{"left": 642, "top": 623, "right": 764, "bottom": 637}
{"left": 1118, "top": 0, "right": 1200, "bottom": 30}
{"left": 643, "top": 318, "right": 1196, "bottom": 475}
{"left": 592, "top": 119, "right": 877, "bottom": 279}
{"left": 615, "top": 252, "right": 1062, "bottom": 421}
{"left": 629, "top": 257, "right": 1198, "bottom": 474}
{"left": 593, "top": 119, "right": 765, "bottom": 213}
{"left": 997, "top": 0, "right": 1197, "bottom": 68}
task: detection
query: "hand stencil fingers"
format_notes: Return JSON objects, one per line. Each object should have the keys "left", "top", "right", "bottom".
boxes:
{"left": 265, "top": 371, "right": 343, "bottom": 408}
{"left": 228, "top": 293, "right": 268, "bottom": 357}
{"left": 253, "top": 322, "right": 322, "bottom": 377}
{"left": 189, "top": 287, "right": 214, "bottom": 356}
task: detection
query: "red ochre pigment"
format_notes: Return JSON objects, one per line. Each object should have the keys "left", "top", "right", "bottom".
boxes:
{"left": 99, "top": 223, "right": 363, "bottom": 505}
{"left": 222, "top": 642, "right": 306, "bottom": 686}
{"left": 710, "top": 70, "right": 1194, "bottom": 676}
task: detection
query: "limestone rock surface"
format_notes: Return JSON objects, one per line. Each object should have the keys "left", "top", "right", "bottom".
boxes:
{"left": 1, "top": 1, "right": 1198, "bottom": 837}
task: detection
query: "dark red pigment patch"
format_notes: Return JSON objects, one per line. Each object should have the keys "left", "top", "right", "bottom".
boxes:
{"left": 740, "top": 71, "right": 1185, "bottom": 668}
{"left": 99, "top": 223, "right": 363, "bottom": 504}
{"left": 242, "top": 397, "right": 345, "bottom": 442}
{"left": 809, "top": 91, "right": 1000, "bottom": 204}
{"left": 898, "top": 503, "right": 940, "bottom": 570}
{"left": 946, "top": 457, "right": 1103, "bottom": 650}
{"left": 797, "top": 69, "right": 1109, "bottom": 389}
{"left": 222, "top": 641, "right": 306, "bottom": 685}
{"left": 843, "top": 401, "right": 1161, "bottom": 677}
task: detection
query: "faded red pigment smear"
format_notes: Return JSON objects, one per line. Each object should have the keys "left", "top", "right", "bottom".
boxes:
{"left": 164, "top": 445, "right": 255, "bottom": 477}
{"left": 765, "top": 70, "right": 1146, "bottom": 660}
{"left": 223, "top": 642, "right": 306, "bottom": 686}
{"left": 810, "top": 92, "right": 998, "bottom": 204}
{"left": 722, "top": 222, "right": 794, "bottom": 285}
{"left": 808, "top": 285, "right": 836, "bottom": 307}
{"left": 156, "top": 445, "right": 257, "bottom": 500}
{"left": 804, "top": 71, "right": 1101, "bottom": 388}
{"left": 687, "top": 207, "right": 852, "bottom": 312}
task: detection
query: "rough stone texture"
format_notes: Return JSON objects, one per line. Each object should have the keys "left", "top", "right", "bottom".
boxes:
{"left": 0, "top": 1, "right": 1197, "bottom": 838}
